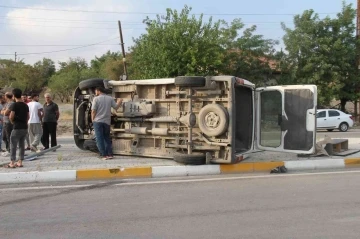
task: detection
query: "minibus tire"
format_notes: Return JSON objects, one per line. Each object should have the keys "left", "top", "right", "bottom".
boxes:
{"left": 79, "top": 78, "right": 105, "bottom": 90}
{"left": 83, "top": 140, "right": 99, "bottom": 152}
{"left": 174, "top": 153, "right": 206, "bottom": 165}
{"left": 174, "top": 76, "right": 206, "bottom": 87}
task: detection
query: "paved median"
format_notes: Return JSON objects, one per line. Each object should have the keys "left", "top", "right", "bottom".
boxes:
{"left": 1, "top": 137, "right": 360, "bottom": 184}
{"left": 1, "top": 158, "right": 360, "bottom": 184}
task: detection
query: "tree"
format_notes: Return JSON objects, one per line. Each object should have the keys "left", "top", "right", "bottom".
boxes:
{"left": 130, "top": 5, "right": 278, "bottom": 82}
{"left": 220, "top": 25, "right": 278, "bottom": 85}
{"left": 48, "top": 58, "right": 90, "bottom": 103}
{"left": 0, "top": 59, "right": 44, "bottom": 92}
{"left": 34, "top": 58, "right": 56, "bottom": 87}
{"left": 0, "top": 59, "right": 17, "bottom": 87}
{"left": 12, "top": 64, "right": 42, "bottom": 92}
{"left": 131, "top": 5, "right": 232, "bottom": 78}
{"left": 282, "top": 2, "right": 359, "bottom": 108}
{"left": 91, "top": 51, "right": 128, "bottom": 80}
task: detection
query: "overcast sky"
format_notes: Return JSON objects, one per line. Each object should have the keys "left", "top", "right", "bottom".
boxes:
{"left": 0, "top": 0, "right": 355, "bottom": 66}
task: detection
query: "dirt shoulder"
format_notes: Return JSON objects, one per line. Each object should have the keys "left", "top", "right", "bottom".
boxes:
{"left": 57, "top": 104, "right": 73, "bottom": 136}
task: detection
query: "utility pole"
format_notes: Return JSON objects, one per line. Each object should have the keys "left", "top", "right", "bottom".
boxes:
{"left": 14, "top": 52, "right": 17, "bottom": 62}
{"left": 357, "top": 0, "right": 360, "bottom": 39}
{"left": 356, "top": 0, "right": 360, "bottom": 121}
{"left": 118, "top": 21, "right": 128, "bottom": 80}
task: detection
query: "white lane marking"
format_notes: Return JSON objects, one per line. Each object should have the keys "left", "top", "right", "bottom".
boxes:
{"left": 1, "top": 170, "right": 360, "bottom": 192}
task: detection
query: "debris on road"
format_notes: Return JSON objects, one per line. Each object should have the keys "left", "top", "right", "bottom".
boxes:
{"left": 270, "top": 166, "right": 288, "bottom": 174}
{"left": 24, "top": 145, "right": 62, "bottom": 161}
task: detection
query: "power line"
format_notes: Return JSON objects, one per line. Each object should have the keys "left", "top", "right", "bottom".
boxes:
{"left": 0, "top": 21, "right": 290, "bottom": 31}
{"left": 0, "top": 22, "right": 288, "bottom": 30}
{"left": 0, "top": 15, "right": 294, "bottom": 25}
{"left": 0, "top": 15, "right": 143, "bottom": 24}
{"left": 0, "top": 5, "right": 337, "bottom": 16}
{"left": 0, "top": 21, "right": 288, "bottom": 31}
{"left": 0, "top": 44, "right": 120, "bottom": 47}
{"left": 0, "top": 37, "right": 119, "bottom": 55}
{"left": 0, "top": 22, "right": 145, "bottom": 30}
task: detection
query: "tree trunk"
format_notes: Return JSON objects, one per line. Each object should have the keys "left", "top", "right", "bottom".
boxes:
{"left": 340, "top": 98, "right": 347, "bottom": 112}
{"left": 59, "top": 93, "right": 65, "bottom": 103}
{"left": 354, "top": 101, "right": 358, "bottom": 122}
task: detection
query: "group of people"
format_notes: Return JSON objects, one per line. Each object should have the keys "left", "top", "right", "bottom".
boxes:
{"left": 1, "top": 85, "right": 121, "bottom": 167}
{"left": 2, "top": 89, "right": 60, "bottom": 168}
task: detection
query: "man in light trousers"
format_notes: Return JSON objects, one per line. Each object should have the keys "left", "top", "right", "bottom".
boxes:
{"left": 27, "top": 93, "right": 43, "bottom": 152}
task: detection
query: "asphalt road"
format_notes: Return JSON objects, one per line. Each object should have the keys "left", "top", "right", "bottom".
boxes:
{"left": 2, "top": 170, "right": 360, "bottom": 239}
{"left": 317, "top": 128, "right": 360, "bottom": 138}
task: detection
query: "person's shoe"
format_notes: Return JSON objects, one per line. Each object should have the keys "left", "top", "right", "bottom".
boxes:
{"left": 30, "top": 146, "right": 37, "bottom": 152}
{"left": 98, "top": 156, "right": 108, "bottom": 160}
{"left": 25, "top": 147, "right": 31, "bottom": 151}
{"left": 106, "top": 155, "right": 114, "bottom": 159}
{"left": 1, "top": 151, "right": 10, "bottom": 156}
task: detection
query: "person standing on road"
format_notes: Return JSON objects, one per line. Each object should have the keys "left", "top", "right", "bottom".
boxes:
{"left": 1, "top": 92, "right": 15, "bottom": 156}
{"left": 28, "top": 93, "right": 43, "bottom": 152}
{"left": 4, "top": 88, "right": 29, "bottom": 168}
{"left": 42, "top": 93, "right": 60, "bottom": 150}
{"left": 91, "top": 87, "right": 122, "bottom": 160}
{"left": 0, "top": 95, "right": 5, "bottom": 152}
{"left": 22, "top": 93, "right": 31, "bottom": 150}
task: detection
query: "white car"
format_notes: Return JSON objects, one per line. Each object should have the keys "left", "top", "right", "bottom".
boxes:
{"left": 316, "top": 109, "right": 354, "bottom": 132}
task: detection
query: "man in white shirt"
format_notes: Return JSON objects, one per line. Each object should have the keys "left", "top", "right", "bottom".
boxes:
{"left": 27, "top": 93, "right": 43, "bottom": 152}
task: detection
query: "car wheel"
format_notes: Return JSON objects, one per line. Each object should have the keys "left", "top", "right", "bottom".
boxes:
{"left": 174, "top": 153, "right": 206, "bottom": 165}
{"left": 79, "top": 78, "right": 105, "bottom": 90}
{"left": 83, "top": 140, "right": 99, "bottom": 152}
{"left": 74, "top": 136, "right": 86, "bottom": 150}
{"left": 339, "top": 122, "right": 349, "bottom": 132}
{"left": 198, "top": 104, "right": 229, "bottom": 137}
{"left": 174, "top": 76, "right": 206, "bottom": 87}
{"left": 327, "top": 129, "right": 334, "bottom": 132}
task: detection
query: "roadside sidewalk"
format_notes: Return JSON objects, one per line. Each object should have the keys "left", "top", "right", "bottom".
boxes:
{"left": 0, "top": 136, "right": 360, "bottom": 184}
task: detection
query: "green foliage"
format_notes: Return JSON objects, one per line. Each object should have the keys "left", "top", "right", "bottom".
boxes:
{"left": 91, "top": 51, "right": 127, "bottom": 81}
{"left": 48, "top": 58, "right": 92, "bottom": 102}
{"left": 34, "top": 58, "right": 56, "bottom": 86}
{"left": 130, "top": 5, "right": 277, "bottom": 83}
{"left": 3, "top": 3, "right": 358, "bottom": 111}
{"left": 12, "top": 63, "right": 42, "bottom": 91}
{"left": 221, "top": 25, "right": 278, "bottom": 85}
{"left": 0, "top": 58, "right": 55, "bottom": 93}
{"left": 281, "top": 2, "right": 359, "bottom": 107}
{"left": 131, "top": 5, "right": 227, "bottom": 78}
{"left": 0, "top": 59, "right": 17, "bottom": 87}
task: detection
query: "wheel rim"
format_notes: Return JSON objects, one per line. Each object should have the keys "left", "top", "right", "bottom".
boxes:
{"left": 341, "top": 124, "right": 348, "bottom": 131}
{"left": 204, "top": 112, "right": 220, "bottom": 129}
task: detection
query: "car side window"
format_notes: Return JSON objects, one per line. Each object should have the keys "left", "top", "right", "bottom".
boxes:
{"left": 316, "top": 111, "right": 326, "bottom": 118}
{"left": 329, "top": 111, "right": 340, "bottom": 117}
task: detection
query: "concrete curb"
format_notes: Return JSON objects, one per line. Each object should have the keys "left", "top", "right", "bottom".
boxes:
{"left": 1, "top": 158, "right": 360, "bottom": 184}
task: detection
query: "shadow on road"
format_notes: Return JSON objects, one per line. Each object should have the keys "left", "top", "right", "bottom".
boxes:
{"left": 0, "top": 180, "right": 124, "bottom": 207}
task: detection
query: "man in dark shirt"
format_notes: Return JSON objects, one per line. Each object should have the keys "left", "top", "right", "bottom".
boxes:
{"left": 42, "top": 93, "right": 60, "bottom": 149}
{"left": 5, "top": 88, "right": 29, "bottom": 168}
